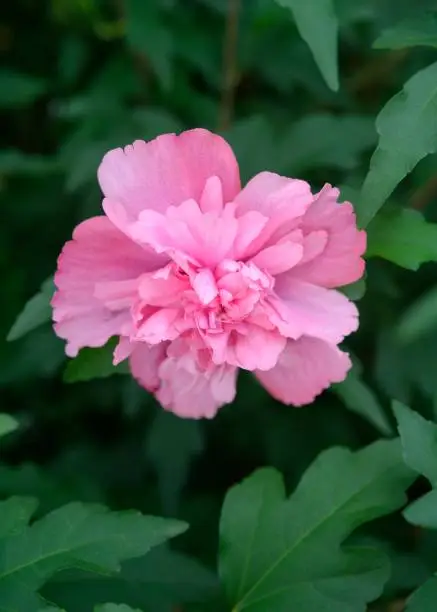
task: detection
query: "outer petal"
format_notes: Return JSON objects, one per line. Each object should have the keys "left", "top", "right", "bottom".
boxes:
{"left": 129, "top": 341, "right": 168, "bottom": 391}
{"left": 289, "top": 184, "right": 366, "bottom": 288}
{"left": 228, "top": 327, "right": 286, "bottom": 371}
{"left": 156, "top": 353, "right": 237, "bottom": 419}
{"left": 98, "top": 129, "right": 240, "bottom": 234}
{"left": 270, "top": 278, "right": 359, "bottom": 344}
{"left": 233, "top": 172, "right": 313, "bottom": 257}
{"left": 256, "top": 336, "right": 351, "bottom": 406}
{"left": 53, "top": 216, "right": 163, "bottom": 357}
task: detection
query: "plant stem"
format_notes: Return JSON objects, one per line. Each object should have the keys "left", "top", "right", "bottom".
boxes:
{"left": 218, "top": 0, "right": 240, "bottom": 131}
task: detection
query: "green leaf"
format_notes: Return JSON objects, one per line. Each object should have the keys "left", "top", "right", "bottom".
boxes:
{"left": 394, "top": 406, "right": 437, "bottom": 610}
{"left": 358, "top": 61, "right": 437, "bottom": 227}
{"left": 405, "top": 577, "right": 437, "bottom": 612}
{"left": 374, "top": 12, "right": 437, "bottom": 50}
{"left": 44, "top": 546, "right": 218, "bottom": 612}
{"left": 404, "top": 489, "right": 437, "bottom": 529}
{"left": 366, "top": 208, "right": 437, "bottom": 269}
{"left": 283, "top": 114, "right": 376, "bottom": 173}
{"left": 340, "top": 278, "right": 367, "bottom": 301}
{"left": 275, "top": 0, "right": 339, "bottom": 90}
{"left": 7, "top": 278, "right": 54, "bottom": 342}
{"left": 0, "top": 69, "right": 46, "bottom": 108}
{"left": 219, "top": 440, "right": 414, "bottom": 612}
{"left": 393, "top": 401, "right": 437, "bottom": 486}
{"left": 0, "top": 500, "right": 186, "bottom": 611}
{"left": 0, "top": 414, "right": 19, "bottom": 438}
{"left": 394, "top": 403, "right": 437, "bottom": 526}
{"left": 397, "top": 285, "right": 437, "bottom": 342}
{"left": 95, "top": 605, "right": 142, "bottom": 612}
{"left": 146, "top": 412, "right": 204, "bottom": 515}
{"left": 333, "top": 363, "right": 392, "bottom": 435}
{"left": 64, "top": 338, "right": 129, "bottom": 383}
{"left": 0, "top": 498, "right": 38, "bottom": 539}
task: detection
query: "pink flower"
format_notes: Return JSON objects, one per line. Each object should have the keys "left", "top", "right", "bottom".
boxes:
{"left": 52, "top": 129, "right": 366, "bottom": 418}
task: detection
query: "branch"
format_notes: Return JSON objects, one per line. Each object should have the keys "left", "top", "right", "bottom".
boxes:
{"left": 218, "top": 0, "right": 240, "bottom": 131}
{"left": 410, "top": 174, "right": 437, "bottom": 211}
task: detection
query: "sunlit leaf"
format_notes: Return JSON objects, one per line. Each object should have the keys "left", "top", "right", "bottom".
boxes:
{"left": 63, "top": 338, "right": 129, "bottom": 383}
{"left": 0, "top": 414, "right": 19, "bottom": 438}
{"left": 366, "top": 208, "right": 437, "bottom": 269}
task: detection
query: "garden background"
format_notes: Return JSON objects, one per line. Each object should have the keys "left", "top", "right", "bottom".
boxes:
{"left": 3, "top": 1, "right": 437, "bottom": 611}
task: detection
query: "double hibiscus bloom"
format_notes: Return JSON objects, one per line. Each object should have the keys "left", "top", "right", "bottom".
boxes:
{"left": 53, "top": 129, "right": 366, "bottom": 418}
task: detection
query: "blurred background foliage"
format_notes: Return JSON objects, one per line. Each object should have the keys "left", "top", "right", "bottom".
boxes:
{"left": 3, "top": 0, "right": 437, "bottom": 608}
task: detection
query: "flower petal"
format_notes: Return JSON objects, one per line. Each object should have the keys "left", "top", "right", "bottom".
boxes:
{"left": 53, "top": 216, "right": 163, "bottom": 356}
{"left": 129, "top": 342, "right": 168, "bottom": 392}
{"left": 235, "top": 328, "right": 287, "bottom": 371}
{"left": 130, "top": 199, "right": 239, "bottom": 267}
{"left": 256, "top": 336, "right": 351, "bottom": 406}
{"left": 213, "top": 327, "right": 287, "bottom": 371}
{"left": 289, "top": 184, "right": 366, "bottom": 288}
{"left": 113, "top": 335, "right": 135, "bottom": 365}
{"left": 98, "top": 129, "right": 240, "bottom": 234}
{"left": 270, "top": 278, "right": 359, "bottom": 344}
{"left": 250, "top": 241, "right": 303, "bottom": 275}
{"left": 233, "top": 171, "right": 313, "bottom": 257}
{"left": 157, "top": 353, "right": 237, "bottom": 419}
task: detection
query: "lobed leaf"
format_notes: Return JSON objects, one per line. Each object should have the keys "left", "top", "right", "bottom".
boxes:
{"left": 44, "top": 546, "right": 218, "bottom": 612}
{"left": 219, "top": 439, "right": 414, "bottom": 612}
{"left": 394, "top": 407, "right": 437, "bottom": 612}
{"left": 0, "top": 500, "right": 186, "bottom": 611}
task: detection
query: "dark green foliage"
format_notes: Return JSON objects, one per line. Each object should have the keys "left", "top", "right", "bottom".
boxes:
{"left": 3, "top": 1, "right": 437, "bottom": 611}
